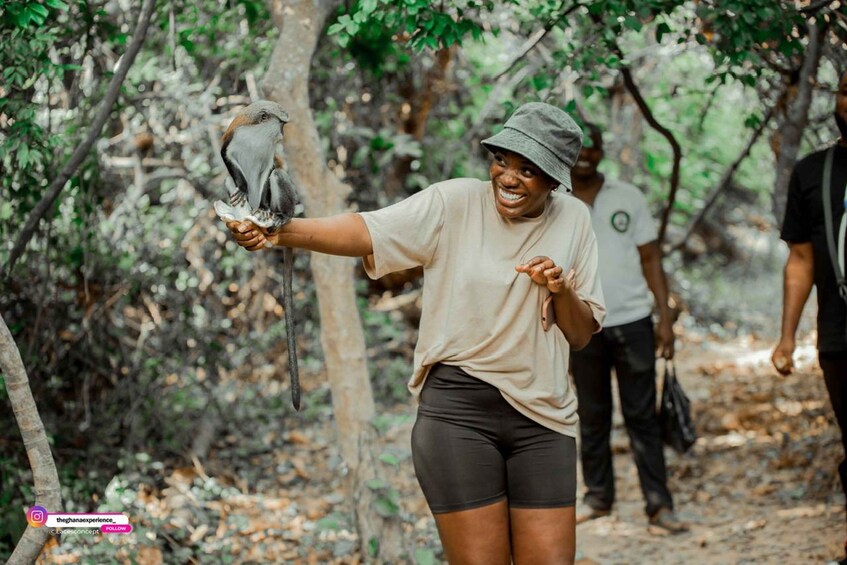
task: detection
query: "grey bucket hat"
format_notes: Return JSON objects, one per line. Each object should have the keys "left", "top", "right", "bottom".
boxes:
{"left": 481, "top": 102, "right": 583, "bottom": 191}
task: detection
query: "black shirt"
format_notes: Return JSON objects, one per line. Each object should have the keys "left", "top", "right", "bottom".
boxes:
{"left": 781, "top": 143, "right": 847, "bottom": 353}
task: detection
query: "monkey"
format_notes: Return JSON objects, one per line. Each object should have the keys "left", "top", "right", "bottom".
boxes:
{"left": 214, "top": 100, "right": 302, "bottom": 410}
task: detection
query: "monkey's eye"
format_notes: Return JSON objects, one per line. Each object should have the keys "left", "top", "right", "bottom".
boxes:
{"left": 259, "top": 112, "right": 269, "bottom": 122}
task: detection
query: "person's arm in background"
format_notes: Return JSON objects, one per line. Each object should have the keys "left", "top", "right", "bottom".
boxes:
{"left": 638, "top": 240, "right": 675, "bottom": 359}
{"left": 771, "top": 242, "right": 814, "bottom": 375}
{"left": 227, "top": 214, "right": 373, "bottom": 257}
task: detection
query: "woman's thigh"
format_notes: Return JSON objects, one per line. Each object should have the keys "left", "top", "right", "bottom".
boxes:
{"left": 432, "top": 500, "right": 512, "bottom": 565}
{"left": 510, "top": 506, "right": 575, "bottom": 565}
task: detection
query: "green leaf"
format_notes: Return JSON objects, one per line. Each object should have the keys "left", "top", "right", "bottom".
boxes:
{"left": 17, "top": 145, "right": 29, "bottom": 168}
{"left": 365, "top": 478, "right": 386, "bottom": 490}
{"left": 414, "top": 549, "right": 437, "bottom": 565}
{"left": 373, "top": 495, "right": 399, "bottom": 517}
{"left": 29, "top": 4, "right": 49, "bottom": 18}
{"left": 316, "top": 516, "right": 341, "bottom": 531}
{"left": 15, "top": 10, "right": 32, "bottom": 27}
{"left": 44, "top": 0, "right": 70, "bottom": 9}
{"left": 379, "top": 453, "right": 400, "bottom": 466}
{"left": 623, "top": 16, "right": 641, "bottom": 32}
{"left": 368, "top": 537, "right": 379, "bottom": 557}
{"left": 656, "top": 22, "right": 671, "bottom": 43}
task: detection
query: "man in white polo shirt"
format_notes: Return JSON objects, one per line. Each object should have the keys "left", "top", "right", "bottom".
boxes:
{"left": 569, "top": 124, "right": 688, "bottom": 534}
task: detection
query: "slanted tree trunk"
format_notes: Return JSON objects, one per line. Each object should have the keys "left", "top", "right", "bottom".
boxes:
{"left": 262, "top": 1, "right": 406, "bottom": 560}
{"left": 772, "top": 21, "right": 825, "bottom": 228}
{"left": 2, "top": 313, "right": 62, "bottom": 565}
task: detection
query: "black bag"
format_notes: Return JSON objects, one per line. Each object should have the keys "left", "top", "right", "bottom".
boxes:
{"left": 658, "top": 361, "right": 696, "bottom": 453}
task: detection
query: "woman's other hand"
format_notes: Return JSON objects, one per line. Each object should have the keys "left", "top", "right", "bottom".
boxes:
{"left": 516, "top": 256, "right": 575, "bottom": 295}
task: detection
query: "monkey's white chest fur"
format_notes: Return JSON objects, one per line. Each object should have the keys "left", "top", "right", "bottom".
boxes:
{"left": 228, "top": 122, "right": 280, "bottom": 210}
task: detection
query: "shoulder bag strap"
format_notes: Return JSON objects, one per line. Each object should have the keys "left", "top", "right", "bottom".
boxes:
{"left": 823, "top": 148, "right": 840, "bottom": 279}
{"left": 822, "top": 146, "right": 847, "bottom": 343}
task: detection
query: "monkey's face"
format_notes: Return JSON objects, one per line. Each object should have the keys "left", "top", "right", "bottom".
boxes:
{"left": 250, "top": 117, "right": 285, "bottom": 144}
{"left": 244, "top": 101, "right": 289, "bottom": 130}
{"left": 252, "top": 110, "right": 286, "bottom": 141}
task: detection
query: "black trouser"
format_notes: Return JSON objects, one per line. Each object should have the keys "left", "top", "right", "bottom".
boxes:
{"left": 821, "top": 351, "right": 847, "bottom": 522}
{"left": 571, "top": 316, "right": 673, "bottom": 517}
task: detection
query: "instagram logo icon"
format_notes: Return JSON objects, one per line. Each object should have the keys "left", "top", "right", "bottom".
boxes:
{"left": 26, "top": 506, "right": 48, "bottom": 528}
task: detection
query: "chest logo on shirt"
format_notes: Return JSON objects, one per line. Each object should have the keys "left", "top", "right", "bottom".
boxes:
{"left": 610, "top": 210, "right": 631, "bottom": 233}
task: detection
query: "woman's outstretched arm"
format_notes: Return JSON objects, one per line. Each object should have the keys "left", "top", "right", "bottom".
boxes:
{"left": 226, "top": 213, "right": 373, "bottom": 257}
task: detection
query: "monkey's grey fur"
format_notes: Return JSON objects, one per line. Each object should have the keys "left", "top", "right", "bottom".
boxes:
{"left": 215, "top": 100, "right": 302, "bottom": 410}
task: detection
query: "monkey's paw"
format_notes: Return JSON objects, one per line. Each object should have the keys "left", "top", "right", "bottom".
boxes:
{"left": 245, "top": 208, "right": 291, "bottom": 233}
{"left": 214, "top": 200, "right": 248, "bottom": 223}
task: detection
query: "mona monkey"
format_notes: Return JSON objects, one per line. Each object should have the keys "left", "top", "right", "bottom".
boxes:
{"left": 215, "top": 100, "right": 302, "bottom": 410}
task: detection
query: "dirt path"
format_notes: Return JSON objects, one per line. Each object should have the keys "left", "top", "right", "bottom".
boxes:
{"left": 37, "top": 332, "right": 845, "bottom": 564}
{"left": 573, "top": 334, "right": 844, "bottom": 564}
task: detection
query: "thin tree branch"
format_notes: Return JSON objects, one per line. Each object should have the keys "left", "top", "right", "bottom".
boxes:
{"left": 799, "top": 0, "right": 835, "bottom": 14}
{"left": 4, "top": 0, "right": 157, "bottom": 276}
{"left": 615, "top": 59, "right": 682, "bottom": 246}
{"left": 695, "top": 82, "right": 722, "bottom": 133}
{"left": 2, "top": 313, "right": 62, "bottom": 565}
{"left": 669, "top": 107, "right": 774, "bottom": 253}
{"left": 492, "top": 1, "right": 584, "bottom": 81}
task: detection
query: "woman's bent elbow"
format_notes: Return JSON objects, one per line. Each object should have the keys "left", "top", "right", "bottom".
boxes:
{"left": 568, "top": 333, "right": 592, "bottom": 351}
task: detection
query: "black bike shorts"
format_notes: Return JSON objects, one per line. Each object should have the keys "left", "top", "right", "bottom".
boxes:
{"left": 411, "top": 363, "right": 577, "bottom": 514}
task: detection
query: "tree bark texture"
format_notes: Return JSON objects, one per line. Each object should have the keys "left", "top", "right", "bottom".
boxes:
{"left": 1, "top": 313, "right": 62, "bottom": 565}
{"left": 771, "top": 21, "right": 825, "bottom": 229}
{"left": 261, "top": 1, "right": 406, "bottom": 560}
{"left": 607, "top": 78, "right": 645, "bottom": 185}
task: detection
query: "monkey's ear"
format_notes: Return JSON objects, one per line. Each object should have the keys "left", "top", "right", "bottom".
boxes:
{"left": 259, "top": 111, "right": 269, "bottom": 122}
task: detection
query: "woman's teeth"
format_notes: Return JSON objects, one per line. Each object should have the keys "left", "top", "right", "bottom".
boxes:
{"left": 499, "top": 189, "right": 522, "bottom": 202}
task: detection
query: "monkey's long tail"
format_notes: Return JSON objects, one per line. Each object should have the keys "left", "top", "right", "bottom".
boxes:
{"left": 283, "top": 246, "right": 300, "bottom": 410}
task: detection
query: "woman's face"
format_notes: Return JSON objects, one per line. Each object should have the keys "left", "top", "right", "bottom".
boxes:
{"left": 489, "top": 149, "right": 557, "bottom": 219}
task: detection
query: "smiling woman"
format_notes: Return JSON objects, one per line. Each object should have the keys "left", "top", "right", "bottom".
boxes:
{"left": 225, "top": 101, "right": 605, "bottom": 564}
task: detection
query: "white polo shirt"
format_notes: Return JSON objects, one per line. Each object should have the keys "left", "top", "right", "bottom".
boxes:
{"left": 587, "top": 178, "right": 657, "bottom": 327}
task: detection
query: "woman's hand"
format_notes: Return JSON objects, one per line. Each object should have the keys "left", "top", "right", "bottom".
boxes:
{"left": 515, "top": 256, "right": 575, "bottom": 294}
{"left": 226, "top": 220, "right": 277, "bottom": 251}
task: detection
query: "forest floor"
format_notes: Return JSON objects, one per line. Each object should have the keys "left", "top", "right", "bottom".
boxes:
{"left": 35, "top": 325, "right": 845, "bottom": 565}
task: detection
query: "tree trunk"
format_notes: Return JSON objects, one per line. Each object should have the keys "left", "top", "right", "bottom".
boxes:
{"left": 262, "top": 1, "right": 406, "bottom": 561}
{"left": 2, "top": 313, "right": 62, "bottom": 565}
{"left": 771, "top": 21, "right": 825, "bottom": 228}
{"left": 607, "top": 77, "right": 644, "bottom": 185}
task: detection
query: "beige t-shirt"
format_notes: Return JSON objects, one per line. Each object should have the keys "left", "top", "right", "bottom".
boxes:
{"left": 360, "top": 178, "right": 605, "bottom": 436}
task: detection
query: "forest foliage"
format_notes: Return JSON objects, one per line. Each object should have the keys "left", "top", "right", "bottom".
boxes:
{"left": 1, "top": 0, "right": 846, "bottom": 561}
